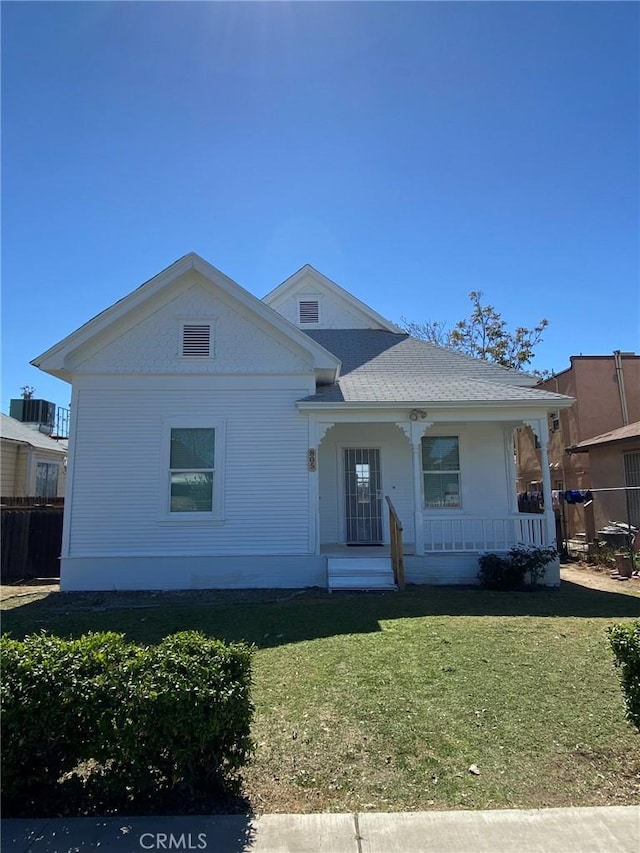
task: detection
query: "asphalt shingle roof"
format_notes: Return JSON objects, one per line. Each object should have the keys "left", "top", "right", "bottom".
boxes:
{"left": 300, "top": 330, "right": 569, "bottom": 405}
{"left": 0, "top": 414, "right": 68, "bottom": 453}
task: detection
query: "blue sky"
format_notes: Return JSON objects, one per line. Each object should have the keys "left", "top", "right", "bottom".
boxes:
{"left": 2, "top": 1, "right": 638, "bottom": 411}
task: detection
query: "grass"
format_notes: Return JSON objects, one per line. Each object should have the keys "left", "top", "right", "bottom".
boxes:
{"left": 2, "top": 581, "right": 640, "bottom": 813}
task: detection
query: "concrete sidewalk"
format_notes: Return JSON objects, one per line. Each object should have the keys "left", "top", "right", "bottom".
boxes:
{"left": 3, "top": 806, "right": 638, "bottom": 853}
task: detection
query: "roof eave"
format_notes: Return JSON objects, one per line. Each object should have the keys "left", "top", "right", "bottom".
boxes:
{"left": 297, "top": 397, "right": 574, "bottom": 410}
{"left": 32, "top": 253, "right": 342, "bottom": 382}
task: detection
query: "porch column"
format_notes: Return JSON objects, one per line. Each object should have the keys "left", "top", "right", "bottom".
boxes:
{"left": 411, "top": 436, "right": 424, "bottom": 555}
{"left": 525, "top": 418, "right": 556, "bottom": 548}
{"left": 409, "top": 420, "right": 434, "bottom": 556}
{"left": 503, "top": 425, "right": 519, "bottom": 514}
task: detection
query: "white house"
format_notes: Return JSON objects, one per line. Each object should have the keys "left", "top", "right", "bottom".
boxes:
{"left": 32, "top": 253, "right": 572, "bottom": 591}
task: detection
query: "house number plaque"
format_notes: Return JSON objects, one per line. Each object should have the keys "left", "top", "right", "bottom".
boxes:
{"left": 308, "top": 449, "right": 317, "bottom": 472}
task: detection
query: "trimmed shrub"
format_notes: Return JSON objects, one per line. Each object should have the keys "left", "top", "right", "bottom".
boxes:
{"left": 608, "top": 621, "right": 640, "bottom": 731}
{"left": 0, "top": 631, "right": 132, "bottom": 812}
{"left": 478, "top": 545, "right": 557, "bottom": 590}
{"left": 1, "top": 631, "right": 253, "bottom": 816}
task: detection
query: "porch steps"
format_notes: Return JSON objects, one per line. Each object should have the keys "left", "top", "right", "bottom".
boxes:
{"left": 327, "top": 557, "right": 396, "bottom": 592}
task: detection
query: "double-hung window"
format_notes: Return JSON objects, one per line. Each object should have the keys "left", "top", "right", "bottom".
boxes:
{"left": 169, "top": 428, "right": 216, "bottom": 513}
{"left": 422, "top": 436, "right": 461, "bottom": 509}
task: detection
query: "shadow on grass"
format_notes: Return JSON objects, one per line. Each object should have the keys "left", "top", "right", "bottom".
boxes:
{"left": 2, "top": 580, "right": 639, "bottom": 649}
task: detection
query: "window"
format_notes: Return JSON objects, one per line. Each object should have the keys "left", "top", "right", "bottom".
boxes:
{"left": 181, "top": 323, "right": 211, "bottom": 357}
{"left": 422, "top": 436, "right": 461, "bottom": 508}
{"left": 624, "top": 451, "right": 640, "bottom": 528}
{"left": 169, "top": 428, "right": 215, "bottom": 513}
{"left": 298, "top": 300, "right": 319, "bottom": 324}
{"left": 36, "top": 462, "right": 59, "bottom": 498}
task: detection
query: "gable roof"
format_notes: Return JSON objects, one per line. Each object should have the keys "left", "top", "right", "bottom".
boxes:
{"left": 32, "top": 254, "right": 341, "bottom": 384}
{"left": 1, "top": 414, "right": 68, "bottom": 454}
{"left": 297, "top": 329, "right": 571, "bottom": 408}
{"left": 263, "top": 264, "right": 403, "bottom": 333}
{"left": 567, "top": 421, "right": 640, "bottom": 453}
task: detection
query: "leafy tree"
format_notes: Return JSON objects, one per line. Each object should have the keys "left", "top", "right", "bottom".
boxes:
{"left": 402, "top": 291, "right": 548, "bottom": 371}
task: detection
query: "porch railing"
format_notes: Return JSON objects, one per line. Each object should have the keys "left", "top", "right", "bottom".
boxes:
{"left": 423, "top": 514, "right": 547, "bottom": 553}
{"left": 385, "top": 496, "right": 405, "bottom": 590}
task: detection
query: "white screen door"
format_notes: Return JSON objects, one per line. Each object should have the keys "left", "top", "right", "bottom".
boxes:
{"left": 344, "top": 448, "right": 383, "bottom": 544}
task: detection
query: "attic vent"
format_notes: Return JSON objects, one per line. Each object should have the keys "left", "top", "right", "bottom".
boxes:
{"left": 182, "top": 324, "right": 211, "bottom": 357}
{"left": 299, "top": 300, "right": 319, "bottom": 324}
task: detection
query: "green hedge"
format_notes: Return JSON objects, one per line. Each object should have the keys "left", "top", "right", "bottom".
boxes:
{"left": 608, "top": 621, "right": 640, "bottom": 731}
{"left": 1, "top": 631, "right": 253, "bottom": 816}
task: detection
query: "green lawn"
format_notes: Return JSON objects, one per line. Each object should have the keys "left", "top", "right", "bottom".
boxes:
{"left": 2, "top": 581, "right": 640, "bottom": 813}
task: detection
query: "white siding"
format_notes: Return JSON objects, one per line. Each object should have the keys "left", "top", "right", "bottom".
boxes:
{"left": 69, "top": 385, "right": 312, "bottom": 556}
{"left": 73, "top": 276, "right": 314, "bottom": 375}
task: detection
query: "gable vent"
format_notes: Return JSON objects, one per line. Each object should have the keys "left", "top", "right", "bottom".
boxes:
{"left": 182, "top": 324, "right": 211, "bottom": 357}
{"left": 299, "top": 300, "right": 319, "bottom": 324}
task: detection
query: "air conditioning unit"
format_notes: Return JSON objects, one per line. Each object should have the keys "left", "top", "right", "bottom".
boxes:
{"left": 9, "top": 399, "right": 56, "bottom": 431}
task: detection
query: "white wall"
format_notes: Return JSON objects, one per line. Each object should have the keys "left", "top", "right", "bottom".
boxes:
{"left": 269, "top": 272, "right": 379, "bottom": 329}
{"left": 68, "top": 384, "right": 313, "bottom": 557}
{"left": 72, "top": 274, "right": 314, "bottom": 375}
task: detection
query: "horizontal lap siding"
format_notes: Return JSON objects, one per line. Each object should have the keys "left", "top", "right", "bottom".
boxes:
{"left": 69, "top": 387, "right": 310, "bottom": 556}
{"left": 459, "top": 423, "right": 509, "bottom": 514}
{"left": 1, "top": 443, "right": 18, "bottom": 495}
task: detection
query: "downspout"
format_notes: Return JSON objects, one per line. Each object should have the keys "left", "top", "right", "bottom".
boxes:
{"left": 614, "top": 350, "right": 630, "bottom": 425}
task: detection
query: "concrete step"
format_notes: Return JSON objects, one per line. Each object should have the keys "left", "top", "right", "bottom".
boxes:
{"left": 327, "top": 557, "right": 397, "bottom": 591}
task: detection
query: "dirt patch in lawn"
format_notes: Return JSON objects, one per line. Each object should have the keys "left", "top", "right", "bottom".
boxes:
{"left": 561, "top": 561, "right": 640, "bottom": 595}
{"left": 0, "top": 578, "right": 61, "bottom": 603}
{"left": 2, "top": 562, "right": 639, "bottom": 608}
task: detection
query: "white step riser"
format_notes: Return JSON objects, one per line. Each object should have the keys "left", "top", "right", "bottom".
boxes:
{"left": 327, "top": 557, "right": 396, "bottom": 591}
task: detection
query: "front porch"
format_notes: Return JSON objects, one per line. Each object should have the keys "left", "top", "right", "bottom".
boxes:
{"left": 310, "top": 416, "right": 559, "bottom": 589}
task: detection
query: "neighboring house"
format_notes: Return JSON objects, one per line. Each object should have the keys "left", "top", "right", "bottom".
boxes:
{"left": 515, "top": 353, "right": 640, "bottom": 538}
{"left": 32, "top": 253, "right": 572, "bottom": 592}
{"left": 0, "top": 413, "right": 67, "bottom": 498}
{"left": 566, "top": 421, "right": 640, "bottom": 532}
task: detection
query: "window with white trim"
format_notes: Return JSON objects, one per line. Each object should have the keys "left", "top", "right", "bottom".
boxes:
{"left": 298, "top": 300, "right": 319, "bottom": 324}
{"left": 421, "top": 436, "right": 461, "bottom": 508}
{"left": 169, "top": 428, "right": 215, "bottom": 513}
{"left": 181, "top": 323, "right": 212, "bottom": 357}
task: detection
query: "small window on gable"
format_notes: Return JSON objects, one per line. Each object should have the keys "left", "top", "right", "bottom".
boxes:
{"left": 299, "top": 300, "right": 319, "bottom": 324}
{"left": 181, "top": 323, "right": 211, "bottom": 357}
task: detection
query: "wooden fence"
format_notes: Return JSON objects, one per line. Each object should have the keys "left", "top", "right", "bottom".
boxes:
{"left": 1, "top": 498, "right": 63, "bottom": 581}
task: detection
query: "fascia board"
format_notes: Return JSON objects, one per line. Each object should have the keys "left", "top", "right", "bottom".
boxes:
{"left": 31, "top": 254, "right": 198, "bottom": 373}
{"left": 32, "top": 253, "right": 341, "bottom": 379}
{"left": 296, "top": 396, "right": 575, "bottom": 411}
{"left": 263, "top": 265, "right": 402, "bottom": 333}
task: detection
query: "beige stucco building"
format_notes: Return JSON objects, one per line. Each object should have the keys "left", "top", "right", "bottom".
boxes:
{"left": 515, "top": 353, "right": 639, "bottom": 537}
{"left": 566, "top": 422, "right": 640, "bottom": 532}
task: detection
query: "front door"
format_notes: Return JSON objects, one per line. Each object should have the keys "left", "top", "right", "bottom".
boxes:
{"left": 344, "top": 448, "right": 383, "bottom": 544}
